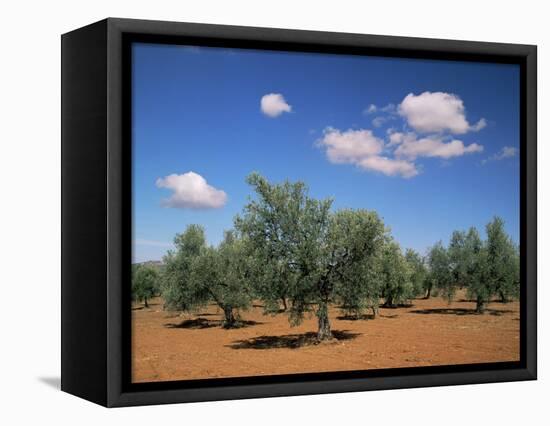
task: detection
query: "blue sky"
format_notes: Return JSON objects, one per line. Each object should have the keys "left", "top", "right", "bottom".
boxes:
{"left": 132, "top": 43, "right": 520, "bottom": 263}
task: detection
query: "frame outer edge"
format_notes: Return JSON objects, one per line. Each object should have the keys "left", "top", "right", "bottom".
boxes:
{"left": 61, "top": 19, "right": 109, "bottom": 407}
{"left": 525, "top": 46, "right": 537, "bottom": 379}
{"left": 97, "top": 17, "right": 537, "bottom": 407}
{"left": 106, "top": 18, "right": 125, "bottom": 407}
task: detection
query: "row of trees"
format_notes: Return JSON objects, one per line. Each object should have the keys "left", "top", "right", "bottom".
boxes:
{"left": 426, "top": 217, "right": 519, "bottom": 313}
{"left": 133, "top": 173, "right": 520, "bottom": 341}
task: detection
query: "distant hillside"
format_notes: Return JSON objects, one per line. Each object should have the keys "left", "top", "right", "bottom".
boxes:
{"left": 133, "top": 260, "right": 165, "bottom": 272}
{"left": 135, "top": 260, "right": 163, "bottom": 266}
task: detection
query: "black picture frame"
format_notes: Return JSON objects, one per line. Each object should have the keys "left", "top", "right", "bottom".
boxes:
{"left": 61, "top": 17, "right": 537, "bottom": 407}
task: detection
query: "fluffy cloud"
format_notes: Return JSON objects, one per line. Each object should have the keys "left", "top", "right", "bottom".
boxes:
{"left": 156, "top": 171, "right": 227, "bottom": 209}
{"left": 364, "top": 103, "right": 395, "bottom": 116}
{"left": 470, "top": 118, "right": 487, "bottom": 132}
{"left": 388, "top": 132, "right": 404, "bottom": 146}
{"left": 318, "top": 127, "right": 417, "bottom": 178}
{"left": 372, "top": 116, "right": 390, "bottom": 128}
{"left": 260, "top": 93, "right": 292, "bottom": 117}
{"left": 364, "top": 104, "right": 377, "bottom": 114}
{"left": 482, "top": 146, "right": 517, "bottom": 164}
{"left": 398, "top": 91, "right": 486, "bottom": 134}
{"left": 318, "top": 127, "right": 383, "bottom": 164}
{"left": 320, "top": 92, "right": 487, "bottom": 178}
{"left": 395, "top": 135, "right": 483, "bottom": 159}
{"left": 495, "top": 146, "right": 517, "bottom": 159}
{"left": 359, "top": 155, "right": 418, "bottom": 178}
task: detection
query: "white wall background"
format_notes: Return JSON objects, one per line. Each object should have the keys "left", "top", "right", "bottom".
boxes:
{"left": 0, "top": 0, "right": 546, "bottom": 424}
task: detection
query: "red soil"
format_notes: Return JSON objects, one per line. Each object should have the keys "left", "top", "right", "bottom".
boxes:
{"left": 131, "top": 292, "right": 519, "bottom": 383}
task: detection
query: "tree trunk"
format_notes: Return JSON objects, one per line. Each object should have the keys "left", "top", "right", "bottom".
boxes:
{"left": 281, "top": 297, "right": 288, "bottom": 312}
{"left": 317, "top": 302, "right": 332, "bottom": 341}
{"left": 222, "top": 306, "right": 236, "bottom": 328}
{"left": 384, "top": 295, "right": 394, "bottom": 308}
{"left": 371, "top": 306, "right": 379, "bottom": 318}
{"left": 425, "top": 285, "right": 432, "bottom": 299}
{"left": 144, "top": 298, "right": 148, "bottom": 308}
{"left": 476, "top": 297, "right": 486, "bottom": 314}
{"left": 499, "top": 291, "right": 509, "bottom": 304}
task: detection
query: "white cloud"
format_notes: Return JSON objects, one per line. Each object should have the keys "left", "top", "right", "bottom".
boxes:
{"left": 359, "top": 155, "right": 418, "bottom": 178}
{"left": 320, "top": 92, "right": 487, "bottom": 178}
{"left": 471, "top": 118, "right": 487, "bottom": 132}
{"left": 156, "top": 171, "right": 227, "bottom": 209}
{"left": 388, "top": 132, "right": 404, "bottom": 146}
{"left": 482, "top": 146, "right": 517, "bottom": 164}
{"left": 317, "top": 127, "right": 417, "bottom": 178}
{"left": 364, "top": 104, "right": 377, "bottom": 114}
{"left": 498, "top": 146, "right": 517, "bottom": 158}
{"left": 364, "top": 103, "right": 396, "bottom": 117}
{"left": 318, "top": 127, "right": 383, "bottom": 164}
{"left": 398, "top": 91, "right": 485, "bottom": 134}
{"left": 372, "top": 116, "right": 387, "bottom": 128}
{"left": 395, "top": 134, "right": 483, "bottom": 160}
{"left": 260, "top": 93, "right": 292, "bottom": 117}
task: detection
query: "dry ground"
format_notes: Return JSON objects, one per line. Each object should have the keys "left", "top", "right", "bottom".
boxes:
{"left": 131, "top": 291, "right": 519, "bottom": 383}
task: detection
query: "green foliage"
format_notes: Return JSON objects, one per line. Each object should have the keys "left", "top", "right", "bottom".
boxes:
{"left": 162, "top": 225, "right": 252, "bottom": 328}
{"left": 156, "top": 174, "right": 520, "bottom": 333}
{"left": 161, "top": 224, "right": 207, "bottom": 312}
{"left": 405, "top": 248, "right": 428, "bottom": 299}
{"left": 426, "top": 241, "right": 451, "bottom": 299}
{"left": 330, "top": 209, "right": 387, "bottom": 317}
{"left": 132, "top": 264, "right": 159, "bottom": 307}
{"left": 189, "top": 231, "right": 253, "bottom": 327}
{"left": 427, "top": 217, "right": 519, "bottom": 312}
{"left": 380, "top": 240, "right": 413, "bottom": 307}
{"left": 486, "top": 217, "right": 520, "bottom": 302}
{"left": 235, "top": 173, "right": 386, "bottom": 340}
{"left": 235, "top": 173, "right": 332, "bottom": 338}
{"left": 463, "top": 227, "right": 491, "bottom": 312}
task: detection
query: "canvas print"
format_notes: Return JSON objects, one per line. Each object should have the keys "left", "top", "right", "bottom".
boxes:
{"left": 131, "top": 43, "right": 520, "bottom": 383}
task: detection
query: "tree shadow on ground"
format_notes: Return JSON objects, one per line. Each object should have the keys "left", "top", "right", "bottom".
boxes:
{"left": 337, "top": 314, "right": 375, "bottom": 321}
{"left": 457, "top": 298, "right": 514, "bottom": 304}
{"left": 411, "top": 308, "right": 514, "bottom": 316}
{"left": 227, "top": 330, "right": 360, "bottom": 350}
{"left": 165, "top": 318, "right": 262, "bottom": 329}
{"left": 381, "top": 303, "right": 414, "bottom": 309}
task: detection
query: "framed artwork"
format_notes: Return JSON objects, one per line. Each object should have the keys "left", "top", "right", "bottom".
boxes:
{"left": 61, "top": 18, "right": 537, "bottom": 407}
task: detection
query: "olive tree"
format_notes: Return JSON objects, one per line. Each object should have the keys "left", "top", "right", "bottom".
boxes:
{"left": 330, "top": 209, "right": 386, "bottom": 319}
{"left": 161, "top": 224, "right": 207, "bottom": 312}
{"left": 486, "top": 217, "right": 520, "bottom": 303}
{"left": 426, "top": 241, "right": 451, "bottom": 299}
{"left": 235, "top": 173, "right": 385, "bottom": 341}
{"left": 462, "top": 227, "right": 491, "bottom": 313}
{"left": 405, "top": 248, "right": 428, "bottom": 299}
{"left": 446, "top": 230, "right": 468, "bottom": 301}
{"left": 189, "top": 231, "right": 253, "bottom": 328}
{"left": 380, "top": 240, "right": 413, "bottom": 307}
{"left": 162, "top": 225, "right": 253, "bottom": 328}
{"left": 249, "top": 256, "right": 294, "bottom": 314}
{"left": 132, "top": 264, "right": 159, "bottom": 308}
